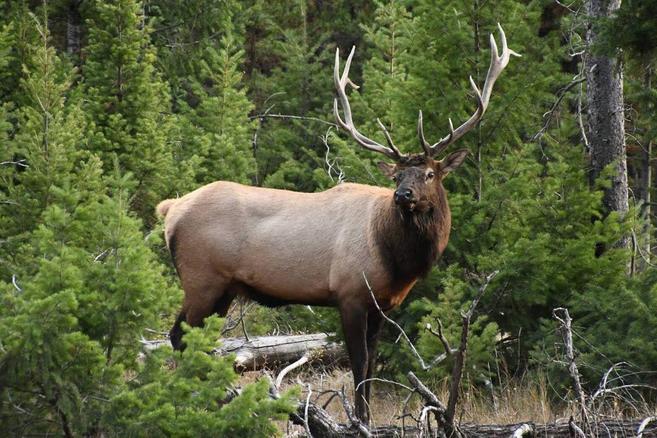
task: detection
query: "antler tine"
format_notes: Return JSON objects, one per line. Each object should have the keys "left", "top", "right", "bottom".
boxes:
{"left": 376, "top": 118, "right": 402, "bottom": 153}
{"left": 333, "top": 47, "right": 405, "bottom": 161}
{"left": 417, "top": 110, "right": 432, "bottom": 156}
{"left": 424, "top": 23, "right": 519, "bottom": 157}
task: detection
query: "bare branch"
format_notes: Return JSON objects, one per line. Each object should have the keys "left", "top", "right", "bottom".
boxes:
{"left": 553, "top": 307, "right": 590, "bottom": 432}
{"left": 12, "top": 275, "right": 22, "bottom": 293}
{"left": 355, "top": 377, "right": 413, "bottom": 393}
{"left": 418, "top": 406, "right": 439, "bottom": 438}
{"left": 322, "top": 129, "right": 345, "bottom": 184}
{"left": 407, "top": 372, "right": 447, "bottom": 414}
{"left": 568, "top": 417, "right": 586, "bottom": 438}
{"left": 276, "top": 355, "right": 309, "bottom": 390}
{"left": 637, "top": 416, "right": 657, "bottom": 438}
{"left": 1, "top": 159, "right": 28, "bottom": 168}
{"left": 338, "top": 387, "right": 372, "bottom": 437}
{"left": 530, "top": 74, "right": 586, "bottom": 142}
{"left": 445, "top": 271, "right": 498, "bottom": 425}
{"left": 425, "top": 319, "right": 452, "bottom": 357}
{"left": 303, "top": 384, "right": 313, "bottom": 438}
{"left": 363, "top": 272, "right": 430, "bottom": 370}
{"left": 248, "top": 112, "right": 338, "bottom": 127}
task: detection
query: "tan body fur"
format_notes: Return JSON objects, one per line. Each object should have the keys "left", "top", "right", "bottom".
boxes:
{"left": 158, "top": 181, "right": 440, "bottom": 322}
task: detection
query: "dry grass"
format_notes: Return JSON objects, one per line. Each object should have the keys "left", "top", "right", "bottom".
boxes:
{"left": 277, "top": 369, "right": 565, "bottom": 427}
{"left": 240, "top": 365, "right": 657, "bottom": 436}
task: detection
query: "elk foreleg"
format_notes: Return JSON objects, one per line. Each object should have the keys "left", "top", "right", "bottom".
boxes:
{"left": 340, "top": 304, "right": 370, "bottom": 424}
{"left": 364, "top": 311, "right": 384, "bottom": 404}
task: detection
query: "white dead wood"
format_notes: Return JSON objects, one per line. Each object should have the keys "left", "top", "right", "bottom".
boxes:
{"left": 512, "top": 423, "right": 533, "bottom": 437}
{"left": 553, "top": 307, "right": 590, "bottom": 433}
{"left": 637, "top": 416, "right": 656, "bottom": 438}
{"left": 141, "top": 333, "right": 345, "bottom": 372}
{"left": 303, "top": 384, "right": 313, "bottom": 438}
{"left": 365, "top": 270, "right": 498, "bottom": 438}
{"left": 569, "top": 416, "right": 586, "bottom": 438}
{"left": 276, "top": 354, "right": 310, "bottom": 390}
{"left": 11, "top": 274, "right": 22, "bottom": 292}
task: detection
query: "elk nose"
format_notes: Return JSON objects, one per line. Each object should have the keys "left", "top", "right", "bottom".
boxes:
{"left": 394, "top": 188, "right": 413, "bottom": 204}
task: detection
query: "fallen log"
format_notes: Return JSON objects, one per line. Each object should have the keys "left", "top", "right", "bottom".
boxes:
{"left": 291, "top": 404, "right": 657, "bottom": 438}
{"left": 141, "top": 333, "right": 346, "bottom": 371}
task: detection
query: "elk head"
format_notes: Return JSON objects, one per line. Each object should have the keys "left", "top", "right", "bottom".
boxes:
{"left": 334, "top": 24, "right": 518, "bottom": 214}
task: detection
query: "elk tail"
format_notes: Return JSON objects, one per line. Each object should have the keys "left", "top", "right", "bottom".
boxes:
{"left": 156, "top": 199, "right": 176, "bottom": 218}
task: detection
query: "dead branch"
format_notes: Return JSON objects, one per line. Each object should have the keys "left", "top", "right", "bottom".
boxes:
{"left": 1, "top": 159, "right": 28, "bottom": 167}
{"left": 406, "top": 372, "right": 447, "bottom": 414}
{"left": 637, "top": 416, "right": 657, "bottom": 438}
{"left": 322, "top": 129, "right": 345, "bottom": 184}
{"left": 553, "top": 307, "right": 590, "bottom": 433}
{"left": 530, "top": 74, "right": 585, "bottom": 143}
{"left": 248, "top": 112, "right": 338, "bottom": 127}
{"left": 303, "top": 384, "right": 313, "bottom": 438}
{"left": 227, "top": 373, "right": 656, "bottom": 438}
{"left": 365, "top": 270, "right": 497, "bottom": 437}
{"left": 445, "top": 271, "right": 498, "bottom": 428}
{"left": 363, "top": 272, "right": 432, "bottom": 370}
{"left": 569, "top": 416, "right": 586, "bottom": 438}
{"left": 276, "top": 355, "right": 310, "bottom": 390}
{"left": 511, "top": 423, "right": 533, "bottom": 437}
{"left": 425, "top": 319, "right": 452, "bottom": 358}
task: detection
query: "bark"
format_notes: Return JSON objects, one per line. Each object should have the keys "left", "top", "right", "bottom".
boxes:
{"left": 142, "top": 333, "right": 346, "bottom": 371}
{"left": 585, "top": 0, "right": 629, "bottom": 249}
{"left": 637, "top": 65, "right": 653, "bottom": 267}
{"left": 66, "top": 1, "right": 82, "bottom": 57}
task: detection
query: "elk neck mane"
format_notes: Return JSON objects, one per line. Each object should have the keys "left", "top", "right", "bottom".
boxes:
{"left": 373, "top": 185, "right": 451, "bottom": 285}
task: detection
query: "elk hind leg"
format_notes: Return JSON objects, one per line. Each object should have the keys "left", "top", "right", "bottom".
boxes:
{"left": 170, "top": 279, "right": 233, "bottom": 351}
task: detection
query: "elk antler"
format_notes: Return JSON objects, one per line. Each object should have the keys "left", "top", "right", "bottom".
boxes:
{"left": 333, "top": 47, "right": 406, "bottom": 161}
{"left": 419, "top": 23, "right": 520, "bottom": 157}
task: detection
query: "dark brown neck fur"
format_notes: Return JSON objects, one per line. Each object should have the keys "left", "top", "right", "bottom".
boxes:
{"left": 374, "top": 186, "right": 451, "bottom": 286}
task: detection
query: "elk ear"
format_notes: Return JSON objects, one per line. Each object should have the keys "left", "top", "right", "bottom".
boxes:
{"left": 377, "top": 161, "right": 397, "bottom": 178}
{"left": 440, "top": 149, "right": 469, "bottom": 174}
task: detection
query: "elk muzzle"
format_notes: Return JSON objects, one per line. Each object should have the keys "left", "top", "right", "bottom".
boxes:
{"left": 394, "top": 187, "right": 416, "bottom": 208}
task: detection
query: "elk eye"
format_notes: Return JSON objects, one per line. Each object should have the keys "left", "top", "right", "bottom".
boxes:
{"left": 426, "top": 171, "right": 435, "bottom": 180}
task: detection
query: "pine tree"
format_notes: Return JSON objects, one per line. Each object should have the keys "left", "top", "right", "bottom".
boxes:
{"left": 0, "top": 7, "right": 87, "bottom": 278}
{"left": 176, "top": 36, "right": 256, "bottom": 185}
{"left": 106, "top": 317, "right": 296, "bottom": 437}
{"left": 82, "top": 0, "right": 184, "bottom": 223}
{"left": 0, "top": 13, "right": 122, "bottom": 435}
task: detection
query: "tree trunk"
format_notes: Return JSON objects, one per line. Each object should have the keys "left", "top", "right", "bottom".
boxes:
{"left": 66, "top": 0, "right": 82, "bottom": 58}
{"left": 638, "top": 64, "right": 653, "bottom": 268}
{"left": 585, "top": 0, "right": 629, "bottom": 250}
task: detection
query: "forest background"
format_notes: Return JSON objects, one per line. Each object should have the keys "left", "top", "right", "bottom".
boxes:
{"left": 1, "top": 0, "right": 656, "bottom": 436}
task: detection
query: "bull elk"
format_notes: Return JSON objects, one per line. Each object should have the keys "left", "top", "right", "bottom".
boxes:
{"left": 157, "top": 24, "right": 515, "bottom": 424}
